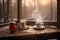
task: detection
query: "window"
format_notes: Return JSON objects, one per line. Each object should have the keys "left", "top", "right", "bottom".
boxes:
{"left": 0, "top": 0, "right": 18, "bottom": 24}
{"left": 0, "top": 0, "right": 9, "bottom": 23}
{"left": 21, "top": 0, "right": 57, "bottom": 22}
{"left": 0, "top": 0, "right": 57, "bottom": 24}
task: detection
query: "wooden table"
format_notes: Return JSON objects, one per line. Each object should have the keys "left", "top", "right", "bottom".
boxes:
{"left": 0, "top": 25, "right": 60, "bottom": 37}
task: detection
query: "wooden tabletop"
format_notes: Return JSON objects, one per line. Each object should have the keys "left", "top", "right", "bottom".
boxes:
{"left": 0, "top": 26, "right": 60, "bottom": 38}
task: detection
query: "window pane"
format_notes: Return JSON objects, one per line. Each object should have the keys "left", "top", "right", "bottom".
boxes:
{"left": 22, "top": 0, "right": 57, "bottom": 22}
